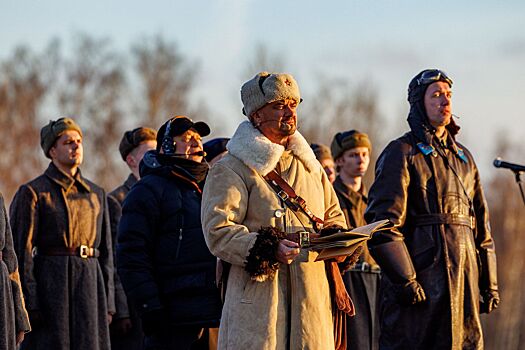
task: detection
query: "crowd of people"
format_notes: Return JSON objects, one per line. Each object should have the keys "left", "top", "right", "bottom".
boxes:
{"left": 0, "top": 69, "right": 499, "bottom": 350}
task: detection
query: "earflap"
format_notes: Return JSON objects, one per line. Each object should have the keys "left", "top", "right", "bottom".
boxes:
{"left": 160, "top": 119, "right": 176, "bottom": 155}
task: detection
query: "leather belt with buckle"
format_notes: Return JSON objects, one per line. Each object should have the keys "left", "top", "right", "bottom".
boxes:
{"left": 32, "top": 245, "right": 100, "bottom": 258}
{"left": 351, "top": 262, "right": 381, "bottom": 273}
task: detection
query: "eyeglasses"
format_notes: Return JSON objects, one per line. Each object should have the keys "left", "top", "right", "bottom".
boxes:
{"left": 417, "top": 70, "right": 453, "bottom": 86}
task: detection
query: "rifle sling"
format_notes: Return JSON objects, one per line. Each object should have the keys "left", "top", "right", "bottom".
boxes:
{"left": 264, "top": 170, "right": 324, "bottom": 231}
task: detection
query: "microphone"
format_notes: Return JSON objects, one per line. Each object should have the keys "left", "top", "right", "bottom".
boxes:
{"left": 493, "top": 158, "right": 525, "bottom": 173}
{"left": 172, "top": 151, "right": 207, "bottom": 157}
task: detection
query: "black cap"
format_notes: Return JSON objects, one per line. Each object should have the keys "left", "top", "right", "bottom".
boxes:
{"left": 157, "top": 116, "right": 210, "bottom": 152}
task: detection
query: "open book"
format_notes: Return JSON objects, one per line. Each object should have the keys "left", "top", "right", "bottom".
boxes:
{"left": 308, "top": 219, "right": 392, "bottom": 261}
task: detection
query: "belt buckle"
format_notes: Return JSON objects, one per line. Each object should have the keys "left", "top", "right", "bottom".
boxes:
{"left": 79, "top": 245, "right": 89, "bottom": 259}
{"left": 299, "top": 231, "right": 310, "bottom": 248}
{"left": 277, "top": 190, "right": 289, "bottom": 202}
{"left": 360, "top": 262, "right": 370, "bottom": 272}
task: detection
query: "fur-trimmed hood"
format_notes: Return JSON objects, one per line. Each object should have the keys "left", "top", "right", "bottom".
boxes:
{"left": 226, "top": 120, "right": 320, "bottom": 176}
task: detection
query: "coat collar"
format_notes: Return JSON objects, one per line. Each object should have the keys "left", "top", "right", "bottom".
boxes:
{"left": 124, "top": 173, "right": 138, "bottom": 191}
{"left": 333, "top": 176, "right": 367, "bottom": 206}
{"left": 45, "top": 162, "right": 91, "bottom": 193}
{"left": 226, "top": 120, "right": 320, "bottom": 176}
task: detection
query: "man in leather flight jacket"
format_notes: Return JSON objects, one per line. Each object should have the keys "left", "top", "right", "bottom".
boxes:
{"left": 365, "top": 69, "right": 499, "bottom": 349}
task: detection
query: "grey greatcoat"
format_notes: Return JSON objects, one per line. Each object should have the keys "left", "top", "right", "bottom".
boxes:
{"left": 0, "top": 193, "right": 30, "bottom": 350}
{"left": 10, "top": 163, "right": 115, "bottom": 350}
{"left": 108, "top": 174, "right": 143, "bottom": 350}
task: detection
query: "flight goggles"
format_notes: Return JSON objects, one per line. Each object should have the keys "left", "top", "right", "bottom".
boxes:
{"left": 417, "top": 70, "right": 453, "bottom": 86}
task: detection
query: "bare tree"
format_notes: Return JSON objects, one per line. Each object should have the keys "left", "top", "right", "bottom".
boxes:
{"left": 57, "top": 33, "right": 126, "bottom": 189}
{"left": 132, "top": 35, "right": 199, "bottom": 129}
{"left": 0, "top": 41, "right": 59, "bottom": 200}
{"left": 242, "top": 43, "right": 287, "bottom": 79}
{"left": 482, "top": 136, "right": 525, "bottom": 350}
{"left": 300, "top": 78, "right": 386, "bottom": 186}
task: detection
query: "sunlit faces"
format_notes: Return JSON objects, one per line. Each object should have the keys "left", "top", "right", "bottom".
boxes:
{"left": 424, "top": 81, "right": 453, "bottom": 129}
{"left": 320, "top": 158, "right": 336, "bottom": 184}
{"left": 336, "top": 147, "right": 370, "bottom": 178}
{"left": 173, "top": 129, "right": 204, "bottom": 162}
{"left": 253, "top": 99, "right": 298, "bottom": 144}
{"left": 49, "top": 130, "right": 83, "bottom": 170}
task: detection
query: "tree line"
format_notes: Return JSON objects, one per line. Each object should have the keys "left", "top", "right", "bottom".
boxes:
{"left": 1, "top": 34, "right": 524, "bottom": 349}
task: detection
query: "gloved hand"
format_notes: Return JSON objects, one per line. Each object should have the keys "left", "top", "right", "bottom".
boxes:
{"left": 141, "top": 308, "right": 169, "bottom": 336}
{"left": 480, "top": 289, "right": 500, "bottom": 314}
{"left": 395, "top": 280, "right": 426, "bottom": 305}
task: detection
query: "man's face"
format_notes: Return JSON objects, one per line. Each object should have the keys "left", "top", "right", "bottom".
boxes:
{"left": 424, "top": 81, "right": 452, "bottom": 129}
{"left": 320, "top": 158, "right": 336, "bottom": 184}
{"left": 49, "top": 130, "right": 83, "bottom": 169}
{"left": 174, "top": 129, "right": 204, "bottom": 162}
{"left": 336, "top": 147, "right": 370, "bottom": 178}
{"left": 253, "top": 99, "right": 298, "bottom": 143}
{"left": 128, "top": 140, "right": 157, "bottom": 169}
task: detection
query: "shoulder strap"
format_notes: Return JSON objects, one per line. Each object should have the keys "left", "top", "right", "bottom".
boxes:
{"left": 264, "top": 170, "right": 324, "bottom": 231}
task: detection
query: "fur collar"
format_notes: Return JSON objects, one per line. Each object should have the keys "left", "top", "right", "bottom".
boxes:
{"left": 226, "top": 120, "right": 320, "bottom": 176}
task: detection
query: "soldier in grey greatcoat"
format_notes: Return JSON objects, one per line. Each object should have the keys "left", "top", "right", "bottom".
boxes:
{"left": 108, "top": 126, "right": 156, "bottom": 350}
{"left": 0, "top": 192, "right": 30, "bottom": 349}
{"left": 10, "top": 117, "right": 115, "bottom": 350}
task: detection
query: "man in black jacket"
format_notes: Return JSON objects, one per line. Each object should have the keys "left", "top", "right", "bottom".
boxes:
{"left": 117, "top": 116, "right": 222, "bottom": 350}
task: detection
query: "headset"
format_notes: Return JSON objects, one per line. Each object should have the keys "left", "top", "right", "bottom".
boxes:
{"left": 160, "top": 118, "right": 206, "bottom": 157}
{"left": 161, "top": 119, "right": 176, "bottom": 155}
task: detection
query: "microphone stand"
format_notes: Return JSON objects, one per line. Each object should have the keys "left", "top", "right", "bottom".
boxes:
{"left": 514, "top": 171, "right": 525, "bottom": 207}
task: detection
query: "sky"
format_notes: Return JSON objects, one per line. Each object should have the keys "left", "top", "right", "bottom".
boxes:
{"left": 1, "top": 0, "right": 524, "bottom": 178}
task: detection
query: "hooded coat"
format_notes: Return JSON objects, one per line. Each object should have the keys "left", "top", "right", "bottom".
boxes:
{"left": 0, "top": 193, "right": 30, "bottom": 350}
{"left": 10, "top": 162, "right": 115, "bottom": 350}
{"left": 201, "top": 121, "right": 347, "bottom": 350}
{"left": 365, "top": 98, "right": 498, "bottom": 349}
{"left": 116, "top": 154, "right": 222, "bottom": 329}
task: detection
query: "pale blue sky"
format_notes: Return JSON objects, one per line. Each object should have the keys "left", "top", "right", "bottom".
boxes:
{"left": 1, "top": 0, "right": 524, "bottom": 176}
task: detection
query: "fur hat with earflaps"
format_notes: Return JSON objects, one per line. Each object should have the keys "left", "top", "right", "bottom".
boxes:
{"left": 241, "top": 72, "right": 302, "bottom": 117}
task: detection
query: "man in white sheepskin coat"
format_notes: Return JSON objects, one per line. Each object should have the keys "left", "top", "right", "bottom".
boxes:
{"left": 202, "top": 72, "right": 349, "bottom": 350}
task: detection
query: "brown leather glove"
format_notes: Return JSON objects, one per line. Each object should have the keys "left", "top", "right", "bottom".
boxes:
{"left": 480, "top": 289, "right": 500, "bottom": 314}
{"left": 395, "top": 279, "right": 427, "bottom": 305}
{"left": 327, "top": 261, "right": 355, "bottom": 316}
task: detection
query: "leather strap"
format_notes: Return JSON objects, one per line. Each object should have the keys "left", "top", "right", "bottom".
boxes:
{"left": 33, "top": 245, "right": 100, "bottom": 258}
{"left": 286, "top": 232, "right": 320, "bottom": 243}
{"left": 264, "top": 170, "right": 324, "bottom": 231}
{"left": 413, "top": 213, "right": 475, "bottom": 229}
